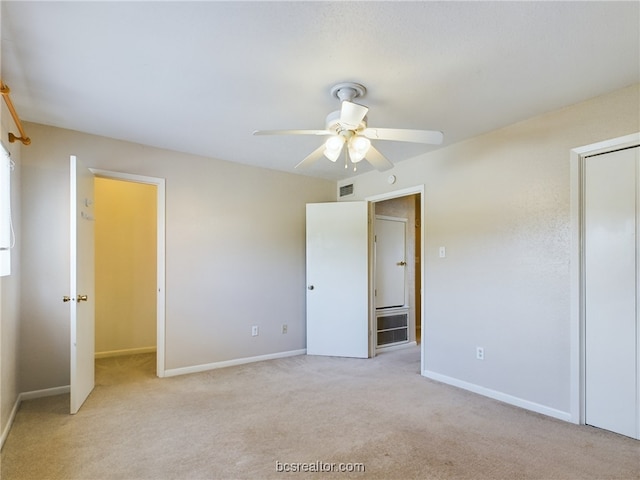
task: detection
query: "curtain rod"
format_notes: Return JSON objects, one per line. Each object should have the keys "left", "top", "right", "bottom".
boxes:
{"left": 0, "top": 80, "right": 31, "bottom": 146}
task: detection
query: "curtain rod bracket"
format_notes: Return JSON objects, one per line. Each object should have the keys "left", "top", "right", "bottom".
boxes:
{"left": 8, "top": 132, "right": 30, "bottom": 145}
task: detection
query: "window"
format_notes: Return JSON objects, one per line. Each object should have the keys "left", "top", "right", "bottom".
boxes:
{"left": 0, "top": 143, "right": 12, "bottom": 276}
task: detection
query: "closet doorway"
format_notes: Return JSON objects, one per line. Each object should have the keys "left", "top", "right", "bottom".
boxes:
{"left": 582, "top": 145, "right": 639, "bottom": 439}
{"left": 371, "top": 191, "right": 422, "bottom": 352}
{"left": 91, "top": 170, "right": 166, "bottom": 377}
{"left": 570, "top": 132, "right": 640, "bottom": 439}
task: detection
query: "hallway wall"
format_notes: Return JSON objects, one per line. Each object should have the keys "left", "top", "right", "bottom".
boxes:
{"left": 94, "top": 178, "right": 157, "bottom": 356}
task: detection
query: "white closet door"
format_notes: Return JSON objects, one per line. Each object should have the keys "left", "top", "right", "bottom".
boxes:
{"left": 375, "top": 217, "right": 406, "bottom": 308}
{"left": 584, "top": 146, "right": 638, "bottom": 439}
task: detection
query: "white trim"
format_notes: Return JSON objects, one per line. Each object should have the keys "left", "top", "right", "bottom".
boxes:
{"left": 422, "top": 370, "right": 572, "bottom": 422}
{"left": 366, "top": 185, "right": 425, "bottom": 373}
{"left": 376, "top": 340, "right": 417, "bottom": 353}
{"left": 366, "top": 185, "right": 425, "bottom": 203}
{"left": 20, "top": 385, "right": 70, "bottom": 401}
{"left": 89, "top": 169, "right": 167, "bottom": 378}
{"left": 1, "top": 394, "right": 20, "bottom": 450}
{"left": 95, "top": 346, "right": 157, "bottom": 359}
{"left": 569, "top": 132, "right": 640, "bottom": 425}
{"left": 163, "top": 349, "right": 307, "bottom": 377}
{"left": 571, "top": 132, "right": 640, "bottom": 157}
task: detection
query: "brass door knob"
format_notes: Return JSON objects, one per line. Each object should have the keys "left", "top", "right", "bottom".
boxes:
{"left": 63, "top": 296, "right": 71, "bottom": 303}
{"left": 77, "top": 295, "right": 88, "bottom": 302}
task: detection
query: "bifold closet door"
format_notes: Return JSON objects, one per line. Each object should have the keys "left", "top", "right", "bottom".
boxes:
{"left": 584, "top": 146, "right": 639, "bottom": 439}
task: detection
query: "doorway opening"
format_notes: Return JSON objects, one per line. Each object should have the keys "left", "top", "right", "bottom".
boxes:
{"left": 367, "top": 186, "right": 424, "bottom": 369}
{"left": 90, "top": 169, "right": 166, "bottom": 378}
{"left": 94, "top": 177, "right": 156, "bottom": 359}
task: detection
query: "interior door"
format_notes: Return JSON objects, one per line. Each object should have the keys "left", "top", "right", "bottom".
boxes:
{"left": 69, "top": 155, "right": 95, "bottom": 414}
{"left": 584, "top": 146, "right": 639, "bottom": 439}
{"left": 375, "top": 216, "right": 406, "bottom": 308}
{"left": 306, "top": 202, "right": 369, "bottom": 358}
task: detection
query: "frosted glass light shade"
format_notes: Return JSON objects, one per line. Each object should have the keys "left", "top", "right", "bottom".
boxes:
{"left": 348, "top": 135, "right": 371, "bottom": 163}
{"left": 324, "top": 135, "right": 345, "bottom": 162}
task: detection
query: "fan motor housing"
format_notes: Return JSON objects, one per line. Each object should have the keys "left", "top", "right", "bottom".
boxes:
{"left": 325, "top": 110, "right": 366, "bottom": 135}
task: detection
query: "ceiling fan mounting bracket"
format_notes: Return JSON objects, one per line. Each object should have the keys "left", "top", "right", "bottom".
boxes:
{"left": 330, "top": 82, "right": 366, "bottom": 103}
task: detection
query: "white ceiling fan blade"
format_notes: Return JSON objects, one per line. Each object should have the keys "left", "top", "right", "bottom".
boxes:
{"left": 365, "top": 145, "right": 394, "bottom": 172}
{"left": 340, "top": 101, "right": 369, "bottom": 128}
{"left": 295, "top": 144, "right": 326, "bottom": 169}
{"left": 362, "top": 128, "right": 444, "bottom": 145}
{"left": 253, "top": 129, "right": 331, "bottom": 136}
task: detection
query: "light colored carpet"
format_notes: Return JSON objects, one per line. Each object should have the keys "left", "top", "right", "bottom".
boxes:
{"left": 1, "top": 347, "right": 638, "bottom": 479}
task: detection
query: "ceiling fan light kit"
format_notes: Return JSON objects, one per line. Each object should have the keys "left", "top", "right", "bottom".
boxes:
{"left": 253, "top": 82, "right": 443, "bottom": 173}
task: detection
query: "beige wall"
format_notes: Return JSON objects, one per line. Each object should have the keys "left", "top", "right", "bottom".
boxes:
{"left": 19, "top": 126, "right": 335, "bottom": 391}
{"left": 340, "top": 83, "right": 640, "bottom": 415}
{"left": 95, "top": 178, "right": 156, "bottom": 356}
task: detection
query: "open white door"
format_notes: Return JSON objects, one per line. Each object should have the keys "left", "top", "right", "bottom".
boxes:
{"left": 69, "top": 155, "right": 95, "bottom": 414}
{"left": 306, "top": 202, "right": 369, "bottom": 358}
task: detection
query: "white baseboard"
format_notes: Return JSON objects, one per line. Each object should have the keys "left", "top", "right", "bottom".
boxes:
{"left": 1, "top": 395, "right": 20, "bottom": 451}
{"left": 164, "top": 349, "right": 307, "bottom": 377}
{"left": 422, "top": 369, "right": 572, "bottom": 422}
{"left": 95, "top": 346, "right": 157, "bottom": 359}
{"left": 20, "top": 385, "right": 70, "bottom": 401}
{"left": 1, "top": 385, "right": 70, "bottom": 450}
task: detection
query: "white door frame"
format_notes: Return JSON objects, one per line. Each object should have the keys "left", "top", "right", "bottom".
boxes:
{"left": 569, "top": 132, "right": 640, "bottom": 425}
{"left": 366, "top": 185, "right": 425, "bottom": 370}
{"left": 90, "top": 169, "right": 167, "bottom": 378}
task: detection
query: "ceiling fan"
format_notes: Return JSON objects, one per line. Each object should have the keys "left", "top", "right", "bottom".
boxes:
{"left": 253, "top": 82, "right": 444, "bottom": 172}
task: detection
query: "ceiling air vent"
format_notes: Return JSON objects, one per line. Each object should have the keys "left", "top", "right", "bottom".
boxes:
{"left": 339, "top": 184, "right": 354, "bottom": 197}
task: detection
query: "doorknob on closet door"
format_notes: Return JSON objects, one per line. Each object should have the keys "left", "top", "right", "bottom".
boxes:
{"left": 396, "top": 261, "right": 407, "bottom": 266}
{"left": 308, "top": 285, "right": 315, "bottom": 290}
{"left": 77, "top": 295, "right": 88, "bottom": 302}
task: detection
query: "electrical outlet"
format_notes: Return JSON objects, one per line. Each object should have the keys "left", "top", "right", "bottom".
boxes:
{"left": 476, "top": 347, "right": 484, "bottom": 360}
{"left": 251, "top": 326, "right": 259, "bottom": 336}
{"left": 282, "top": 324, "right": 288, "bottom": 334}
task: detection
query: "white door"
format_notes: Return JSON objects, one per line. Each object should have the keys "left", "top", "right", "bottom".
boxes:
{"left": 306, "top": 202, "right": 369, "bottom": 358}
{"left": 69, "top": 155, "right": 95, "bottom": 414}
{"left": 375, "top": 216, "right": 406, "bottom": 308}
{"left": 584, "top": 146, "right": 639, "bottom": 439}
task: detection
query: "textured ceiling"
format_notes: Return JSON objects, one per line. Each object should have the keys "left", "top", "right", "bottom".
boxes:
{"left": 2, "top": 1, "right": 639, "bottom": 180}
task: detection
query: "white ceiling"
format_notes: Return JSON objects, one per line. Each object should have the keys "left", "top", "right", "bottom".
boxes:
{"left": 1, "top": 1, "right": 638, "bottom": 181}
